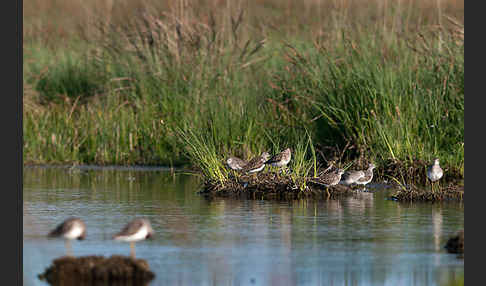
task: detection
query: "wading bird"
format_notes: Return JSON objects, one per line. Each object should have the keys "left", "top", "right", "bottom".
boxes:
{"left": 340, "top": 169, "right": 365, "bottom": 186}
{"left": 427, "top": 158, "right": 443, "bottom": 192}
{"left": 313, "top": 169, "right": 345, "bottom": 197}
{"left": 265, "top": 148, "right": 292, "bottom": 174}
{"left": 226, "top": 156, "right": 248, "bottom": 170}
{"left": 354, "top": 163, "right": 376, "bottom": 190}
{"left": 113, "top": 218, "right": 154, "bottom": 259}
{"left": 241, "top": 152, "right": 271, "bottom": 174}
{"left": 48, "top": 217, "right": 86, "bottom": 257}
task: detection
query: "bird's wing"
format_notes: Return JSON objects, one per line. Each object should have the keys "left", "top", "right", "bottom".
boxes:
{"left": 115, "top": 219, "right": 145, "bottom": 237}
{"left": 265, "top": 153, "right": 283, "bottom": 164}
{"left": 344, "top": 171, "right": 365, "bottom": 181}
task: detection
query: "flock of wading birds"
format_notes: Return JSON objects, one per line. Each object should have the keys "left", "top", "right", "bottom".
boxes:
{"left": 47, "top": 149, "right": 444, "bottom": 259}
{"left": 226, "top": 148, "right": 444, "bottom": 193}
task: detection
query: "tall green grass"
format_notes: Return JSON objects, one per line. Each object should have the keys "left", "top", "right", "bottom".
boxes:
{"left": 23, "top": 3, "right": 464, "bottom": 181}
{"left": 269, "top": 31, "right": 464, "bottom": 173}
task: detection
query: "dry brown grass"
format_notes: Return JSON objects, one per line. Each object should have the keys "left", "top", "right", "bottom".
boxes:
{"left": 24, "top": 0, "right": 463, "bottom": 45}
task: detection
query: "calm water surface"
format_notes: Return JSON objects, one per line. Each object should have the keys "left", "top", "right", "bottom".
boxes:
{"left": 23, "top": 167, "right": 464, "bottom": 286}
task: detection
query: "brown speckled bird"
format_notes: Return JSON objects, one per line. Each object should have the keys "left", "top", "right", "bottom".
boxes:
{"left": 312, "top": 168, "right": 345, "bottom": 197}
{"left": 265, "top": 148, "right": 292, "bottom": 168}
{"left": 241, "top": 152, "right": 271, "bottom": 174}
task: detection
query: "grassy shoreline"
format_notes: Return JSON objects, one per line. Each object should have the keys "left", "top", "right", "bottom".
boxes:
{"left": 24, "top": 0, "right": 464, "bottom": 189}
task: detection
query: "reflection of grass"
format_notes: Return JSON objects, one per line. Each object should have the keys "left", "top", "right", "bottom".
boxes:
{"left": 441, "top": 273, "right": 464, "bottom": 286}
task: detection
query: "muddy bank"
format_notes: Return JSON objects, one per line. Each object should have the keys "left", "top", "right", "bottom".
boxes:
{"left": 200, "top": 173, "right": 463, "bottom": 202}
{"left": 445, "top": 229, "right": 464, "bottom": 254}
{"left": 199, "top": 172, "right": 356, "bottom": 200}
{"left": 200, "top": 158, "right": 463, "bottom": 202}
{"left": 38, "top": 255, "right": 155, "bottom": 285}
{"left": 389, "top": 183, "right": 464, "bottom": 202}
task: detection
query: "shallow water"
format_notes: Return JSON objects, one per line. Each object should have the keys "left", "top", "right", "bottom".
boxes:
{"left": 23, "top": 166, "right": 464, "bottom": 286}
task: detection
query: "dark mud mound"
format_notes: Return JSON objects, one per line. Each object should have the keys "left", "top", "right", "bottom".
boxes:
{"left": 38, "top": 255, "right": 155, "bottom": 286}
{"left": 445, "top": 229, "right": 464, "bottom": 254}
{"left": 200, "top": 172, "right": 355, "bottom": 200}
{"left": 390, "top": 183, "right": 464, "bottom": 202}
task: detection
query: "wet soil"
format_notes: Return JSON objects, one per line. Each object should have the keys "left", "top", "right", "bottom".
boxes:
{"left": 200, "top": 172, "right": 356, "bottom": 200}
{"left": 38, "top": 255, "right": 155, "bottom": 286}
{"left": 389, "top": 183, "right": 464, "bottom": 202}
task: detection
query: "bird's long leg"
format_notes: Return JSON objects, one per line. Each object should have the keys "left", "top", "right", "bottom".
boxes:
{"left": 130, "top": 242, "right": 136, "bottom": 259}
{"left": 326, "top": 187, "right": 330, "bottom": 198}
{"left": 65, "top": 240, "right": 72, "bottom": 257}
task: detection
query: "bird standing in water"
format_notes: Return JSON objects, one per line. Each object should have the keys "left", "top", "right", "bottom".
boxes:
{"left": 48, "top": 217, "right": 86, "bottom": 257}
{"left": 313, "top": 168, "right": 345, "bottom": 197}
{"left": 113, "top": 218, "right": 154, "bottom": 259}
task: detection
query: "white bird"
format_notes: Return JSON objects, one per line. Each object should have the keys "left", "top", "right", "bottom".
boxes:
{"left": 427, "top": 158, "right": 444, "bottom": 192}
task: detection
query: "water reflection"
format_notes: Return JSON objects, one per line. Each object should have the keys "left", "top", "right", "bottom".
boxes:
{"left": 23, "top": 167, "right": 464, "bottom": 286}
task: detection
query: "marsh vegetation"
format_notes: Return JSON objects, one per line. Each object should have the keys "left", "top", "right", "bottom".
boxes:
{"left": 24, "top": 0, "right": 464, "bottom": 193}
